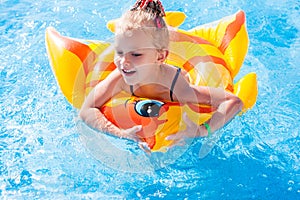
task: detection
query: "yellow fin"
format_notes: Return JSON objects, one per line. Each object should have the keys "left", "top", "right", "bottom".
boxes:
{"left": 106, "top": 19, "right": 117, "bottom": 33}
{"left": 187, "top": 11, "right": 249, "bottom": 78}
{"left": 45, "top": 27, "right": 87, "bottom": 109}
{"left": 165, "top": 11, "right": 186, "bottom": 27}
{"left": 234, "top": 72, "right": 258, "bottom": 112}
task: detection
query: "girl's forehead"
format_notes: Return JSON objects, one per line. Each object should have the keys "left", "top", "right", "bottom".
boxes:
{"left": 114, "top": 29, "right": 156, "bottom": 51}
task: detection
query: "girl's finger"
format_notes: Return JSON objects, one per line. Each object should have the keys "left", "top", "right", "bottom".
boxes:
{"left": 165, "top": 131, "right": 184, "bottom": 140}
{"left": 122, "top": 125, "right": 142, "bottom": 141}
{"left": 183, "top": 112, "right": 196, "bottom": 129}
{"left": 167, "top": 138, "right": 186, "bottom": 149}
{"left": 138, "top": 142, "right": 151, "bottom": 154}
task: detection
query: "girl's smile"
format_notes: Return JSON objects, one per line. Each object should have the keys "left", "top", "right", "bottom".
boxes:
{"left": 121, "top": 68, "right": 136, "bottom": 76}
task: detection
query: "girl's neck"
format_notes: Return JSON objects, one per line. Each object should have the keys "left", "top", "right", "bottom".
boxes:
{"left": 132, "top": 64, "right": 170, "bottom": 98}
{"left": 136, "top": 63, "right": 164, "bottom": 86}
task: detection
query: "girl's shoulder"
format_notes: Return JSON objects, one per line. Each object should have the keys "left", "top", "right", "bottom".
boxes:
{"left": 97, "top": 69, "right": 126, "bottom": 90}
{"left": 163, "top": 64, "right": 189, "bottom": 82}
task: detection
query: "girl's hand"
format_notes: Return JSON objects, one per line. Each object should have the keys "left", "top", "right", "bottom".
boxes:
{"left": 120, "top": 125, "right": 151, "bottom": 154}
{"left": 165, "top": 113, "right": 208, "bottom": 147}
{"left": 120, "top": 125, "right": 142, "bottom": 142}
{"left": 121, "top": 125, "right": 151, "bottom": 155}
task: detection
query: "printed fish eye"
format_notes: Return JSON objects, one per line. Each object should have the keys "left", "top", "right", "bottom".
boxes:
{"left": 135, "top": 100, "right": 164, "bottom": 117}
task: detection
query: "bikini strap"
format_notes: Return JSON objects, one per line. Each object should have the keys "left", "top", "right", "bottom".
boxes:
{"left": 170, "top": 68, "right": 181, "bottom": 102}
{"left": 130, "top": 85, "right": 136, "bottom": 96}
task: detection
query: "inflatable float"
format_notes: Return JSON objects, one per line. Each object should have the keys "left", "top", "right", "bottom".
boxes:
{"left": 45, "top": 10, "right": 258, "bottom": 152}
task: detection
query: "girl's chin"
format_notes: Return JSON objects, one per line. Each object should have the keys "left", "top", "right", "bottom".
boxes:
{"left": 123, "top": 77, "right": 138, "bottom": 85}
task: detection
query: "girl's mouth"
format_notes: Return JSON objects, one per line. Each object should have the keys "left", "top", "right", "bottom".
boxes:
{"left": 122, "top": 69, "right": 136, "bottom": 75}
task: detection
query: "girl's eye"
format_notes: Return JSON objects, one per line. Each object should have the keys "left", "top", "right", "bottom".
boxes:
{"left": 132, "top": 53, "right": 142, "bottom": 57}
{"left": 116, "top": 51, "right": 123, "bottom": 56}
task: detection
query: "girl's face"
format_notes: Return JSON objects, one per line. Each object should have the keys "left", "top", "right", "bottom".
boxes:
{"left": 114, "top": 29, "right": 166, "bottom": 85}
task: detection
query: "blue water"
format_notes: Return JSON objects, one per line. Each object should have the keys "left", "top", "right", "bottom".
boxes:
{"left": 1, "top": 0, "right": 299, "bottom": 199}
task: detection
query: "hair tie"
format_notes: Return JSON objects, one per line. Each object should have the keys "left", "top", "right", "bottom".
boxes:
{"left": 155, "top": 17, "right": 162, "bottom": 28}
{"left": 131, "top": 0, "right": 166, "bottom": 17}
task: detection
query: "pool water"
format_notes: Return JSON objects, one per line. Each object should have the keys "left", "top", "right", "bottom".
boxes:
{"left": 1, "top": 0, "right": 299, "bottom": 199}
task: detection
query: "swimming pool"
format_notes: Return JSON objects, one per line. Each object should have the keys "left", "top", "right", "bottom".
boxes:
{"left": 1, "top": 0, "right": 299, "bottom": 199}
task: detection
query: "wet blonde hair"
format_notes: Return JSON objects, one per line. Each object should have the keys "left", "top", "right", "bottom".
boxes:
{"left": 115, "top": 3, "right": 169, "bottom": 50}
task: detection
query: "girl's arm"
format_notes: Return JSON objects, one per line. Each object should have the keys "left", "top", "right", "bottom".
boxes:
{"left": 168, "top": 75, "right": 243, "bottom": 139}
{"left": 79, "top": 70, "right": 141, "bottom": 141}
{"left": 190, "top": 85, "right": 243, "bottom": 136}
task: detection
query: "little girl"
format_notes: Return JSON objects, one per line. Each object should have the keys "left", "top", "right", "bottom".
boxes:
{"left": 79, "top": 0, "right": 243, "bottom": 145}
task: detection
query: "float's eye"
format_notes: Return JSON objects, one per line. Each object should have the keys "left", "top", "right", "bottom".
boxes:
{"left": 135, "top": 100, "right": 164, "bottom": 117}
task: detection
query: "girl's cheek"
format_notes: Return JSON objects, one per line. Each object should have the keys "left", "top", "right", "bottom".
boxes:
{"left": 114, "top": 58, "right": 121, "bottom": 66}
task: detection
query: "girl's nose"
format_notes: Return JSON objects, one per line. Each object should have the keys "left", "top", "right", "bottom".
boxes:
{"left": 120, "top": 54, "right": 130, "bottom": 66}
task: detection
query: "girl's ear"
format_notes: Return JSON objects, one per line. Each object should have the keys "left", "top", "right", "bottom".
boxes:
{"left": 157, "top": 50, "right": 169, "bottom": 62}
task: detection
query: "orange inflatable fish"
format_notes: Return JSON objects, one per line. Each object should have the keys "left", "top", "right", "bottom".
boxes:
{"left": 45, "top": 10, "right": 258, "bottom": 152}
